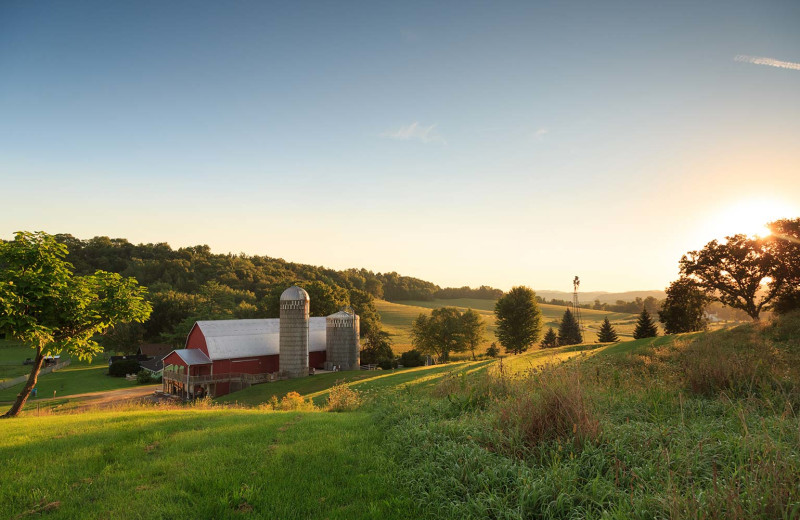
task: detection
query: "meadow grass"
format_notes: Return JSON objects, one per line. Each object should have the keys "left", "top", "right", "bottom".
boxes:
{"left": 375, "top": 313, "right": 800, "bottom": 519}
{"left": 0, "top": 408, "right": 419, "bottom": 520}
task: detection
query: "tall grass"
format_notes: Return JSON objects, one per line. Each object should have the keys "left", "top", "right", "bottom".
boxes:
{"left": 376, "top": 314, "right": 800, "bottom": 519}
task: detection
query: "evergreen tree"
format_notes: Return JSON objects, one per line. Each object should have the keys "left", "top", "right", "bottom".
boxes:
{"left": 557, "top": 308, "right": 582, "bottom": 346}
{"left": 485, "top": 343, "right": 499, "bottom": 358}
{"left": 596, "top": 317, "right": 618, "bottom": 342}
{"left": 540, "top": 327, "right": 559, "bottom": 348}
{"left": 633, "top": 308, "right": 658, "bottom": 339}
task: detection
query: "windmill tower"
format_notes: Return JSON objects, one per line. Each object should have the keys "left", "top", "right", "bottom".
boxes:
{"left": 572, "top": 276, "right": 584, "bottom": 340}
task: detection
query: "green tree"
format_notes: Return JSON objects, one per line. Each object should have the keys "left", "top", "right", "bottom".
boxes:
{"left": 494, "top": 286, "right": 542, "bottom": 354}
{"left": 768, "top": 218, "right": 800, "bottom": 314}
{"left": 0, "top": 232, "right": 152, "bottom": 418}
{"left": 558, "top": 308, "right": 583, "bottom": 346}
{"left": 486, "top": 343, "right": 499, "bottom": 358}
{"left": 540, "top": 327, "right": 559, "bottom": 348}
{"left": 461, "top": 308, "right": 485, "bottom": 360}
{"left": 633, "top": 308, "right": 658, "bottom": 339}
{"left": 411, "top": 307, "right": 467, "bottom": 362}
{"left": 658, "top": 278, "right": 710, "bottom": 334}
{"left": 348, "top": 289, "right": 382, "bottom": 337}
{"left": 679, "top": 234, "right": 783, "bottom": 320}
{"left": 596, "top": 317, "right": 619, "bottom": 343}
{"left": 360, "top": 330, "right": 394, "bottom": 365}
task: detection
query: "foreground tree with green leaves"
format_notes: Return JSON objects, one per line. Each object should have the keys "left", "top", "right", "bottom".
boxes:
{"left": 658, "top": 277, "right": 710, "bottom": 334}
{"left": 461, "top": 309, "right": 485, "bottom": 360}
{"left": 679, "top": 234, "right": 783, "bottom": 321}
{"left": 0, "top": 232, "right": 152, "bottom": 418}
{"left": 494, "top": 286, "right": 542, "bottom": 354}
{"left": 411, "top": 307, "right": 468, "bottom": 362}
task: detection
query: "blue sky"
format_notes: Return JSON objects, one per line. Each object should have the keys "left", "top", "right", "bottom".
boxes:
{"left": 1, "top": 1, "right": 798, "bottom": 292}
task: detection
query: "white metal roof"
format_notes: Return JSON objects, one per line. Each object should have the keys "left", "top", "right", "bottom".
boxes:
{"left": 191, "top": 318, "right": 327, "bottom": 361}
{"left": 170, "top": 349, "right": 212, "bottom": 365}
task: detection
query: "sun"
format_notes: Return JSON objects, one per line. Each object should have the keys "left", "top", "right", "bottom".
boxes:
{"left": 705, "top": 198, "right": 797, "bottom": 240}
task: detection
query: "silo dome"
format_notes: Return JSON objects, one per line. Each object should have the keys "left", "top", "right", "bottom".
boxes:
{"left": 280, "top": 286, "right": 310, "bottom": 301}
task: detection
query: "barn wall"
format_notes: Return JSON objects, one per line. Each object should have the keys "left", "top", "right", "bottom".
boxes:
{"left": 185, "top": 324, "right": 210, "bottom": 357}
{"left": 309, "top": 351, "right": 326, "bottom": 370}
{"left": 163, "top": 352, "right": 188, "bottom": 368}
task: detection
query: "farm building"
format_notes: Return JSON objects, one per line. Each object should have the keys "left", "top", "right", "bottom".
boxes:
{"left": 161, "top": 286, "right": 360, "bottom": 399}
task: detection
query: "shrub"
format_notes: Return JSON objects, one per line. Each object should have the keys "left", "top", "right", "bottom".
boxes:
{"left": 495, "top": 367, "right": 599, "bottom": 453}
{"left": 682, "top": 329, "right": 780, "bottom": 396}
{"left": 108, "top": 359, "right": 141, "bottom": 377}
{"left": 327, "top": 383, "right": 362, "bottom": 412}
{"left": 136, "top": 370, "right": 153, "bottom": 384}
{"left": 399, "top": 349, "right": 425, "bottom": 367}
{"left": 485, "top": 343, "right": 499, "bottom": 357}
{"left": 272, "top": 391, "right": 315, "bottom": 411}
{"left": 377, "top": 358, "right": 397, "bottom": 370}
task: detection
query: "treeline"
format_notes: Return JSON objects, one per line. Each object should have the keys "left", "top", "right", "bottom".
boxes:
{"left": 433, "top": 285, "right": 504, "bottom": 300}
{"left": 50, "top": 235, "right": 504, "bottom": 351}
{"left": 537, "top": 296, "right": 663, "bottom": 315}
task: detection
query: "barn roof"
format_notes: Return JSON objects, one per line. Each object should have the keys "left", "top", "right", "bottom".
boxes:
{"left": 170, "top": 349, "right": 212, "bottom": 365}
{"left": 191, "top": 318, "right": 327, "bottom": 360}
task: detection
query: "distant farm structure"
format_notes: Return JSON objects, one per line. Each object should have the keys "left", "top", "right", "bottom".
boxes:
{"left": 162, "top": 286, "right": 360, "bottom": 399}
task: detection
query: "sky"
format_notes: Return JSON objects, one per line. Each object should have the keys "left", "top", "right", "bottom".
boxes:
{"left": 1, "top": 0, "right": 798, "bottom": 292}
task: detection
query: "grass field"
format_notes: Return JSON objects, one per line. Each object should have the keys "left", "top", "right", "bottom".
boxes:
{"left": 0, "top": 340, "right": 136, "bottom": 403}
{"left": 2, "top": 314, "right": 798, "bottom": 519}
{"left": 375, "top": 298, "right": 640, "bottom": 353}
{"left": 0, "top": 409, "right": 419, "bottom": 520}
{"left": 0, "top": 340, "right": 36, "bottom": 382}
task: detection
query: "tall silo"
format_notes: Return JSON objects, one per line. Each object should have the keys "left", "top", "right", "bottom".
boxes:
{"left": 279, "top": 286, "right": 310, "bottom": 378}
{"left": 325, "top": 309, "right": 360, "bottom": 371}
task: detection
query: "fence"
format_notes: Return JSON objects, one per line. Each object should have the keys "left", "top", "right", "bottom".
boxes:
{"left": 0, "top": 360, "right": 71, "bottom": 390}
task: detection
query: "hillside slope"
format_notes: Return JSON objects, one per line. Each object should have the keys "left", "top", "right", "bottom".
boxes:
{"left": 375, "top": 298, "right": 639, "bottom": 352}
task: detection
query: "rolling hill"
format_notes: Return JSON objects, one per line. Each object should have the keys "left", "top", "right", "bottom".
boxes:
{"left": 375, "top": 298, "right": 641, "bottom": 353}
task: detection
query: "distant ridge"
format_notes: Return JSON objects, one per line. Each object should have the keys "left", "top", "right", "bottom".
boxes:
{"left": 534, "top": 290, "right": 666, "bottom": 304}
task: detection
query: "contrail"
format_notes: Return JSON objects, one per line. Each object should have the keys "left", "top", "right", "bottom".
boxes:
{"left": 735, "top": 55, "right": 800, "bottom": 71}
{"left": 774, "top": 233, "right": 800, "bottom": 245}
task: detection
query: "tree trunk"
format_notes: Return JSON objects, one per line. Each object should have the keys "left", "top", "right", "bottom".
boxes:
{"left": 2, "top": 345, "right": 45, "bottom": 418}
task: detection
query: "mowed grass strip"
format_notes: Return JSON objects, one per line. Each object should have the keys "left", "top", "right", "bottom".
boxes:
{"left": 0, "top": 408, "right": 418, "bottom": 520}
{"left": 218, "top": 362, "right": 483, "bottom": 406}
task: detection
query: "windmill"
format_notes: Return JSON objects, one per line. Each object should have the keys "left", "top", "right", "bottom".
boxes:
{"left": 572, "top": 276, "right": 584, "bottom": 339}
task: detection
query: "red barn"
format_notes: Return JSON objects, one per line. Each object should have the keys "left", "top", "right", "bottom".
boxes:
{"left": 162, "top": 318, "right": 328, "bottom": 399}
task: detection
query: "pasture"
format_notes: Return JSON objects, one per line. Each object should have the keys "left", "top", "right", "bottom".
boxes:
{"left": 375, "top": 298, "right": 640, "bottom": 353}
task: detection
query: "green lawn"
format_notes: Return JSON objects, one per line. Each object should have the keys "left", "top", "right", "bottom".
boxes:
{"left": 0, "top": 340, "right": 36, "bottom": 382}
{"left": 0, "top": 408, "right": 419, "bottom": 520}
{"left": 0, "top": 360, "right": 136, "bottom": 402}
{"left": 218, "top": 361, "right": 486, "bottom": 406}
{"left": 375, "top": 298, "right": 640, "bottom": 352}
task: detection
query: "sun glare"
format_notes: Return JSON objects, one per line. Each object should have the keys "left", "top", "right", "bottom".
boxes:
{"left": 704, "top": 198, "right": 797, "bottom": 241}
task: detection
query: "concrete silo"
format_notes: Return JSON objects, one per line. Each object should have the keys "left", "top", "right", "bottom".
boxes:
{"left": 325, "top": 309, "right": 360, "bottom": 371}
{"left": 279, "top": 286, "right": 310, "bottom": 378}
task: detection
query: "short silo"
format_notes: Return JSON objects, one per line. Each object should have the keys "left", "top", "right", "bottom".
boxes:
{"left": 325, "top": 310, "right": 360, "bottom": 371}
{"left": 279, "top": 286, "right": 310, "bottom": 378}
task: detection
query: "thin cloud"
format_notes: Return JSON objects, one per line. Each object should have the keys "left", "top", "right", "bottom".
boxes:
{"left": 532, "top": 128, "right": 549, "bottom": 140}
{"left": 735, "top": 54, "right": 800, "bottom": 71}
{"left": 381, "top": 122, "right": 445, "bottom": 144}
